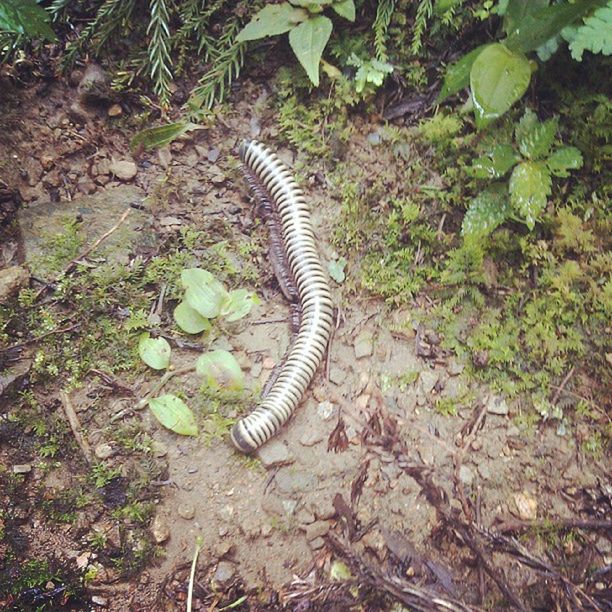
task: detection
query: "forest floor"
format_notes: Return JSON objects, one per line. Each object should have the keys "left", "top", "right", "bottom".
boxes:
{"left": 0, "top": 70, "right": 610, "bottom": 611}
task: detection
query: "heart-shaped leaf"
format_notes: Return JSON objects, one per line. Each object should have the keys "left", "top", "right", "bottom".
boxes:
{"left": 328, "top": 257, "right": 347, "bottom": 283}
{"left": 174, "top": 301, "right": 211, "bottom": 334}
{"left": 236, "top": 3, "right": 308, "bottom": 41}
{"left": 332, "top": 0, "right": 355, "bottom": 21}
{"left": 436, "top": 44, "right": 490, "bottom": 103}
{"left": 148, "top": 394, "right": 198, "bottom": 436}
{"left": 181, "top": 268, "right": 228, "bottom": 319}
{"left": 289, "top": 15, "right": 333, "bottom": 86}
{"left": 221, "top": 289, "right": 259, "bottom": 322}
{"left": 138, "top": 333, "right": 171, "bottom": 370}
{"left": 196, "top": 350, "right": 245, "bottom": 391}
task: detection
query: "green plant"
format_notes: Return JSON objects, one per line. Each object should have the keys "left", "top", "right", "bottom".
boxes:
{"left": 462, "top": 109, "right": 583, "bottom": 236}
{"left": 0, "top": 0, "right": 55, "bottom": 61}
{"left": 437, "top": 0, "right": 610, "bottom": 127}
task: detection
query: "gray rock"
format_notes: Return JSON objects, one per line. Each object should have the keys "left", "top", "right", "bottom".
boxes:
{"left": 442, "top": 377, "right": 465, "bottom": 400}
{"left": 0, "top": 266, "right": 29, "bottom": 302}
{"left": 447, "top": 359, "right": 465, "bottom": 376}
{"left": 296, "top": 509, "right": 316, "bottom": 525}
{"left": 275, "top": 469, "right": 317, "bottom": 495}
{"left": 308, "top": 495, "right": 336, "bottom": 520}
{"left": 177, "top": 503, "right": 195, "bottom": 520}
{"left": 261, "top": 494, "right": 284, "bottom": 517}
{"left": 353, "top": 330, "right": 374, "bottom": 359}
{"left": 507, "top": 425, "right": 520, "bottom": 437}
{"left": 419, "top": 370, "right": 439, "bottom": 395}
{"left": 12, "top": 464, "right": 32, "bottom": 474}
{"left": 152, "top": 441, "right": 168, "bottom": 457}
{"left": 257, "top": 440, "right": 293, "bottom": 468}
{"left": 305, "top": 521, "right": 330, "bottom": 541}
{"left": 299, "top": 430, "right": 324, "bottom": 447}
{"left": 214, "top": 561, "right": 236, "bottom": 585}
{"left": 151, "top": 514, "right": 170, "bottom": 543}
{"left": 328, "top": 365, "right": 346, "bottom": 386}
{"left": 94, "top": 443, "right": 114, "bottom": 460}
{"left": 109, "top": 159, "right": 137, "bottom": 181}
{"left": 317, "top": 400, "right": 336, "bottom": 421}
{"left": 309, "top": 537, "right": 325, "bottom": 550}
{"left": 487, "top": 395, "right": 509, "bottom": 416}
{"left": 458, "top": 465, "right": 475, "bottom": 486}
{"left": 477, "top": 463, "right": 491, "bottom": 480}
{"left": 0, "top": 359, "right": 32, "bottom": 397}
{"left": 91, "top": 595, "right": 108, "bottom": 607}
{"left": 282, "top": 499, "right": 298, "bottom": 515}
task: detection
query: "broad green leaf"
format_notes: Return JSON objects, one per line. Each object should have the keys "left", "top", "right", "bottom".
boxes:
{"left": 130, "top": 122, "right": 200, "bottom": 151}
{"left": 328, "top": 257, "right": 347, "bottom": 283}
{"left": 536, "top": 35, "right": 560, "bottom": 61}
{"left": 470, "top": 43, "right": 531, "bottom": 128}
{"left": 236, "top": 3, "right": 308, "bottom": 41}
{"left": 436, "top": 44, "right": 490, "bottom": 103}
{"left": 434, "top": 0, "right": 463, "bottom": 14}
{"left": 515, "top": 109, "right": 558, "bottom": 160}
{"left": 290, "top": 0, "right": 332, "bottom": 9}
{"left": 138, "top": 333, "right": 171, "bottom": 370}
{"left": 181, "top": 269, "right": 229, "bottom": 319}
{"left": 503, "top": 0, "right": 548, "bottom": 35}
{"left": 546, "top": 146, "right": 583, "bottom": 177}
{"left": 509, "top": 161, "right": 552, "bottom": 230}
{"left": 220, "top": 289, "right": 259, "bottom": 322}
{"left": 566, "top": 4, "right": 612, "bottom": 61}
{"left": 504, "top": 0, "right": 604, "bottom": 54}
{"left": 332, "top": 0, "right": 355, "bottom": 21}
{"left": 148, "top": 394, "right": 198, "bottom": 436}
{"left": 289, "top": 15, "right": 333, "bottom": 86}
{"left": 470, "top": 145, "right": 519, "bottom": 179}
{"left": 462, "top": 185, "right": 511, "bottom": 237}
{"left": 0, "top": 0, "right": 56, "bottom": 40}
{"left": 196, "top": 350, "right": 245, "bottom": 391}
{"left": 174, "top": 301, "right": 211, "bottom": 334}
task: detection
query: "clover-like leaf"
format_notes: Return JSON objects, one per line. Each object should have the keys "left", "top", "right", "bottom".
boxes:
{"left": 509, "top": 161, "right": 552, "bottom": 230}
{"left": 328, "top": 257, "right": 347, "bottom": 283}
{"left": 138, "top": 333, "right": 171, "bottom": 370}
{"left": 515, "top": 109, "right": 558, "bottom": 160}
{"left": 470, "top": 144, "right": 519, "bottom": 179}
{"left": 196, "top": 350, "right": 245, "bottom": 391}
{"left": 148, "top": 394, "right": 199, "bottom": 436}
{"left": 470, "top": 43, "right": 531, "bottom": 128}
{"left": 221, "top": 289, "right": 259, "bottom": 322}
{"left": 462, "top": 185, "right": 511, "bottom": 238}
{"left": 546, "top": 146, "right": 583, "bottom": 177}
{"left": 174, "top": 301, "right": 211, "bottom": 334}
{"left": 236, "top": 3, "right": 308, "bottom": 41}
{"left": 288, "top": 15, "right": 333, "bottom": 86}
{"left": 436, "top": 44, "right": 490, "bottom": 103}
{"left": 181, "top": 268, "right": 229, "bottom": 319}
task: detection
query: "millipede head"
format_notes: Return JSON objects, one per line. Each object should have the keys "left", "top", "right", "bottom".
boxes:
{"left": 230, "top": 421, "right": 258, "bottom": 454}
{"left": 238, "top": 140, "right": 254, "bottom": 163}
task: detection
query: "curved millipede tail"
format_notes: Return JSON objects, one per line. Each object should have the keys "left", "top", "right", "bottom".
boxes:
{"left": 231, "top": 140, "right": 334, "bottom": 454}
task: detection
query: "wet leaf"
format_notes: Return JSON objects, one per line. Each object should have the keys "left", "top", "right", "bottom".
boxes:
{"left": 328, "top": 257, "right": 347, "bottom": 283}
{"left": 509, "top": 161, "right": 552, "bottom": 230}
{"left": 332, "top": 0, "right": 355, "bottom": 21}
{"left": 196, "top": 350, "right": 245, "bottom": 391}
{"left": 462, "top": 185, "right": 510, "bottom": 238}
{"left": 130, "top": 122, "right": 200, "bottom": 151}
{"left": 181, "top": 268, "right": 228, "bottom": 319}
{"left": 221, "top": 289, "right": 259, "bottom": 322}
{"left": 148, "top": 394, "right": 198, "bottom": 436}
{"left": 515, "top": 109, "right": 558, "bottom": 160}
{"left": 174, "top": 301, "right": 211, "bottom": 334}
{"left": 470, "top": 43, "right": 531, "bottom": 128}
{"left": 236, "top": 3, "right": 307, "bottom": 41}
{"left": 470, "top": 144, "right": 519, "bottom": 179}
{"left": 330, "top": 560, "right": 353, "bottom": 581}
{"left": 138, "top": 333, "right": 171, "bottom": 370}
{"left": 327, "top": 416, "right": 348, "bottom": 453}
{"left": 436, "top": 44, "right": 490, "bottom": 103}
{"left": 546, "top": 146, "right": 583, "bottom": 177}
{"left": 0, "top": 0, "right": 56, "bottom": 40}
{"left": 289, "top": 15, "right": 333, "bottom": 86}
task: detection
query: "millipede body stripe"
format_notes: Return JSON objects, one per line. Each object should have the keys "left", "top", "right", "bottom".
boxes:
{"left": 231, "top": 140, "right": 333, "bottom": 453}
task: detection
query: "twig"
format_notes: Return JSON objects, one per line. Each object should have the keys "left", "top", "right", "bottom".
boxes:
{"left": 476, "top": 489, "right": 485, "bottom": 605}
{"left": 187, "top": 536, "right": 204, "bottom": 612}
{"left": 135, "top": 365, "right": 196, "bottom": 410}
{"left": 1, "top": 322, "right": 80, "bottom": 353}
{"left": 59, "top": 390, "right": 92, "bottom": 464}
{"left": 496, "top": 517, "right": 612, "bottom": 534}
{"left": 551, "top": 366, "right": 575, "bottom": 405}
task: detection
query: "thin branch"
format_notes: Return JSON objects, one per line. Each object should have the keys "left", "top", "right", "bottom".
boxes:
{"left": 59, "top": 390, "right": 92, "bottom": 464}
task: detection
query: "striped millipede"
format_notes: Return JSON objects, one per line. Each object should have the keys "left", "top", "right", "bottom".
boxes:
{"left": 230, "top": 140, "right": 334, "bottom": 454}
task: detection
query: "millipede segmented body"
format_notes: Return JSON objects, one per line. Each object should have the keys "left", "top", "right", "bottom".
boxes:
{"left": 231, "top": 140, "right": 334, "bottom": 453}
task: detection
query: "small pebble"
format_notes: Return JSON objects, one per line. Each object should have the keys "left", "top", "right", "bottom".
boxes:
{"left": 317, "top": 401, "right": 336, "bottom": 421}
{"left": 177, "top": 503, "right": 196, "bottom": 520}
{"left": 12, "top": 464, "right": 32, "bottom": 474}
{"left": 151, "top": 514, "right": 170, "bottom": 543}
{"left": 94, "top": 443, "right": 113, "bottom": 460}
{"left": 91, "top": 595, "right": 108, "bottom": 607}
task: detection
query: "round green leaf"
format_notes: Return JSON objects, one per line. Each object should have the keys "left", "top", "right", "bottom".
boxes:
{"left": 220, "top": 289, "right": 258, "bottom": 322}
{"left": 148, "top": 394, "right": 198, "bottom": 436}
{"left": 436, "top": 44, "right": 490, "bottom": 103}
{"left": 196, "top": 350, "right": 245, "bottom": 391}
{"left": 138, "top": 333, "right": 171, "bottom": 370}
{"left": 288, "top": 15, "right": 333, "bottom": 86}
{"left": 470, "top": 43, "right": 531, "bottom": 128}
{"left": 174, "top": 301, "right": 211, "bottom": 334}
{"left": 181, "top": 268, "right": 228, "bottom": 319}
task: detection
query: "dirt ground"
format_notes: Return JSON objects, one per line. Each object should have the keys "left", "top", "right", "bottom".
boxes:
{"left": 0, "top": 73, "right": 610, "bottom": 610}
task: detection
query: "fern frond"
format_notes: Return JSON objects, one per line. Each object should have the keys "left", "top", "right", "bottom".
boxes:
{"left": 147, "top": 0, "right": 173, "bottom": 107}
{"left": 411, "top": 0, "right": 433, "bottom": 55}
{"left": 373, "top": 0, "right": 396, "bottom": 62}
{"left": 49, "top": 0, "right": 72, "bottom": 21}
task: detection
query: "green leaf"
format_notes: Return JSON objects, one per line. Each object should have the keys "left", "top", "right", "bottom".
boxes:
{"left": 504, "top": 0, "right": 604, "bottom": 54}
{"left": 236, "top": 3, "right": 308, "bottom": 42}
{"left": 288, "top": 15, "right": 333, "bottom": 86}
{"left": 470, "top": 145, "right": 519, "bottom": 179}
{"left": 181, "top": 269, "right": 229, "bottom": 319}
{"left": 566, "top": 4, "right": 612, "bottom": 61}
{"left": 148, "top": 395, "right": 198, "bottom": 436}
{"left": 220, "top": 289, "right": 259, "bottom": 322}
{"left": 503, "top": 0, "right": 548, "bottom": 35}
{"left": 0, "top": 0, "right": 56, "bottom": 40}
{"left": 130, "top": 122, "right": 201, "bottom": 151}
{"left": 470, "top": 43, "right": 531, "bottom": 128}
{"left": 332, "top": 0, "right": 355, "bottom": 21}
{"left": 436, "top": 44, "right": 490, "bottom": 103}
{"left": 196, "top": 350, "right": 245, "bottom": 391}
{"left": 330, "top": 560, "right": 353, "bottom": 581}
{"left": 462, "top": 185, "right": 511, "bottom": 238}
{"left": 509, "top": 161, "right": 552, "bottom": 230}
{"left": 546, "top": 146, "right": 583, "bottom": 177}
{"left": 174, "top": 301, "right": 211, "bottom": 334}
{"left": 328, "top": 257, "right": 347, "bottom": 283}
{"left": 138, "top": 333, "right": 171, "bottom": 370}
{"left": 515, "top": 109, "right": 558, "bottom": 160}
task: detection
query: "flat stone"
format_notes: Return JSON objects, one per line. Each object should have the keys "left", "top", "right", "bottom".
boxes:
{"left": 94, "top": 443, "right": 114, "bottom": 460}
{"left": 282, "top": 499, "right": 298, "bottom": 515}
{"left": 0, "top": 266, "right": 29, "bottom": 302}
{"left": 261, "top": 523, "right": 273, "bottom": 537}
{"left": 317, "top": 400, "right": 336, "bottom": 421}
{"left": 299, "top": 430, "right": 324, "bottom": 447}
{"left": 275, "top": 469, "right": 317, "bottom": 495}
{"left": 441, "top": 377, "right": 465, "bottom": 400}
{"left": 513, "top": 492, "right": 537, "bottom": 520}
{"left": 447, "top": 359, "right": 465, "bottom": 376}
{"left": 308, "top": 495, "right": 336, "bottom": 520}
{"left": 109, "top": 159, "right": 137, "bottom": 181}
{"left": 151, "top": 514, "right": 170, "bottom": 543}
{"left": 305, "top": 521, "right": 330, "bottom": 541}
{"left": 257, "top": 440, "right": 293, "bottom": 468}
{"left": 0, "top": 359, "right": 32, "bottom": 396}
{"left": 296, "top": 509, "right": 316, "bottom": 525}
{"left": 487, "top": 395, "right": 509, "bottom": 416}
{"left": 12, "top": 464, "right": 32, "bottom": 474}
{"left": 309, "top": 537, "right": 325, "bottom": 550}
{"left": 261, "top": 494, "right": 284, "bottom": 517}
{"left": 213, "top": 561, "right": 235, "bottom": 585}
{"left": 91, "top": 595, "right": 108, "bottom": 607}
{"left": 328, "top": 366, "right": 346, "bottom": 386}
{"left": 419, "top": 370, "right": 439, "bottom": 395}
{"left": 354, "top": 331, "right": 374, "bottom": 359}
{"left": 177, "top": 503, "right": 195, "bottom": 520}
{"left": 152, "top": 440, "right": 168, "bottom": 457}
{"left": 458, "top": 465, "right": 475, "bottom": 486}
